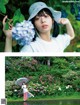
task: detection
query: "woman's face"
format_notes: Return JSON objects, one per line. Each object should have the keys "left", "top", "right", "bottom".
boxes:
{"left": 34, "top": 11, "right": 53, "bottom": 34}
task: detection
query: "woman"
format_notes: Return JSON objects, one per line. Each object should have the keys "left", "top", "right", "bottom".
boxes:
{"left": 22, "top": 82, "right": 28, "bottom": 101}
{"left": 21, "top": 82, "right": 34, "bottom": 101}
{"left": 3, "top": 2, "right": 75, "bottom": 52}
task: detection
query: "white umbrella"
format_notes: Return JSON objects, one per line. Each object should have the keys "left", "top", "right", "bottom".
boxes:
{"left": 15, "top": 77, "right": 29, "bottom": 86}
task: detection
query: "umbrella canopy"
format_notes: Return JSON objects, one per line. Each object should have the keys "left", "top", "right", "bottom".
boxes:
{"left": 15, "top": 77, "right": 29, "bottom": 86}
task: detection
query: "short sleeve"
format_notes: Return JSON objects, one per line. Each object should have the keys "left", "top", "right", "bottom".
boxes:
{"left": 57, "top": 34, "right": 71, "bottom": 50}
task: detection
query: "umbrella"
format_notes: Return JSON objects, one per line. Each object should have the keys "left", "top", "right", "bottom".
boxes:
{"left": 15, "top": 77, "right": 29, "bottom": 86}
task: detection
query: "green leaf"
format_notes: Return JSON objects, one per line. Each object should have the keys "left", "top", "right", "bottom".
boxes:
{"left": 0, "top": 3, "right": 6, "bottom": 13}
{"left": 27, "top": 0, "right": 37, "bottom": 5}
{"left": 13, "top": 9, "right": 25, "bottom": 26}
{"left": 0, "top": 0, "right": 9, "bottom": 5}
{"left": 5, "top": 21, "right": 9, "bottom": 30}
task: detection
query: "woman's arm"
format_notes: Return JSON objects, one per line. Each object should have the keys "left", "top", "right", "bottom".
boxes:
{"left": 2, "top": 16, "right": 12, "bottom": 52}
{"left": 59, "top": 18, "right": 75, "bottom": 40}
{"left": 4, "top": 37, "right": 12, "bottom": 52}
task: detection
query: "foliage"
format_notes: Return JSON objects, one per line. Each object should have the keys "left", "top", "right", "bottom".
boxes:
{"left": 5, "top": 57, "right": 80, "bottom": 98}
{"left": 0, "top": 0, "right": 9, "bottom": 14}
{"left": 4, "top": 9, "right": 25, "bottom": 30}
{"left": 5, "top": 80, "right": 14, "bottom": 98}
{"left": 12, "top": 9, "right": 25, "bottom": 26}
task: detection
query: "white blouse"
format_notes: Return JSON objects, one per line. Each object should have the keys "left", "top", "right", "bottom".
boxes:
{"left": 20, "top": 34, "right": 71, "bottom": 52}
{"left": 21, "top": 84, "right": 28, "bottom": 93}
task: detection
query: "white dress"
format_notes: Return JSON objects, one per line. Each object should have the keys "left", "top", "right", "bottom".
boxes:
{"left": 21, "top": 84, "right": 34, "bottom": 97}
{"left": 20, "top": 34, "right": 70, "bottom": 52}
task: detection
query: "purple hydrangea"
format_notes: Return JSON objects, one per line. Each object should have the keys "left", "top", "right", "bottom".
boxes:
{"left": 12, "top": 20, "right": 35, "bottom": 46}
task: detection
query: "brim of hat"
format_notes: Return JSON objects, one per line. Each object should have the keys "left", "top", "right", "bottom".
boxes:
{"left": 28, "top": 6, "right": 61, "bottom": 23}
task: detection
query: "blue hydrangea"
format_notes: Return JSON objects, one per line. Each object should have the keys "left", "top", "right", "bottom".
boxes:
{"left": 12, "top": 20, "right": 35, "bottom": 46}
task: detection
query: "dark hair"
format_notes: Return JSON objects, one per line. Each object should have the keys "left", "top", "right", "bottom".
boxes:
{"left": 31, "top": 8, "right": 59, "bottom": 41}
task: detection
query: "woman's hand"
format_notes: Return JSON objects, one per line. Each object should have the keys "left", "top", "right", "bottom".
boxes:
{"left": 59, "top": 18, "right": 70, "bottom": 25}
{"left": 59, "top": 18, "right": 75, "bottom": 40}
{"left": 2, "top": 16, "right": 12, "bottom": 38}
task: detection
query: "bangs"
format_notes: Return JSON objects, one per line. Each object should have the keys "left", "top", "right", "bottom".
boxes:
{"left": 37, "top": 8, "right": 53, "bottom": 18}
{"left": 31, "top": 8, "right": 53, "bottom": 26}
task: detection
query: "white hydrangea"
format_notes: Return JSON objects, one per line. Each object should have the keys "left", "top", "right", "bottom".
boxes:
{"left": 14, "top": 89, "right": 17, "bottom": 92}
{"left": 58, "top": 87, "right": 61, "bottom": 91}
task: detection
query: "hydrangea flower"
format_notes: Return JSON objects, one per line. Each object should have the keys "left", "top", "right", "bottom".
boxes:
{"left": 12, "top": 20, "right": 35, "bottom": 46}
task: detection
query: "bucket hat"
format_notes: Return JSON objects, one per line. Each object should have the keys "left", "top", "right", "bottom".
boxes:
{"left": 28, "top": 2, "right": 61, "bottom": 23}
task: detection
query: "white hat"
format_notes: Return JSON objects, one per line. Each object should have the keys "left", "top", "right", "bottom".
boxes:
{"left": 28, "top": 2, "right": 61, "bottom": 23}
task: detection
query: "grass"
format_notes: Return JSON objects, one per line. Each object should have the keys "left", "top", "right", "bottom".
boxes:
{"left": 7, "top": 93, "right": 80, "bottom": 102}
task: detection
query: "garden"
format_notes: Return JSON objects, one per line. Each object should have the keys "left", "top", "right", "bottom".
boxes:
{"left": 5, "top": 57, "right": 80, "bottom": 101}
